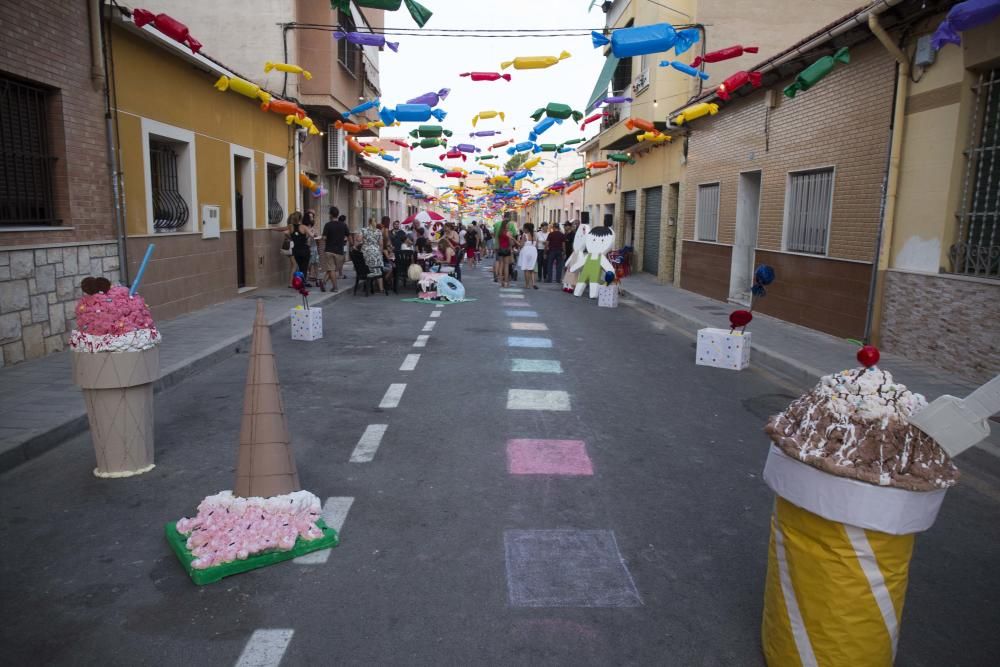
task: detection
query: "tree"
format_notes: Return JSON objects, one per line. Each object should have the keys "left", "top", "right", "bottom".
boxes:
{"left": 503, "top": 151, "right": 528, "bottom": 173}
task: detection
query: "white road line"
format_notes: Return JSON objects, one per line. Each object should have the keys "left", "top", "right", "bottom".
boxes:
{"left": 379, "top": 383, "right": 407, "bottom": 408}
{"left": 422, "top": 321, "right": 436, "bottom": 332}
{"left": 400, "top": 354, "right": 421, "bottom": 371}
{"left": 435, "top": 304, "right": 445, "bottom": 308}
{"left": 511, "top": 359, "right": 563, "bottom": 374}
{"left": 430, "top": 311, "right": 442, "bottom": 318}
{"left": 293, "top": 497, "right": 355, "bottom": 564}
{"left": 511, "top": 322, "right": 548, "bottom": 331}
{"left": 350, "top": 424, "right": 388, "bottom": 463}
{"left": 413, "top": 335, "right": 429, "bottom": 347}
{"left": 235, "top": 629, "right": 294, "bottom": 667}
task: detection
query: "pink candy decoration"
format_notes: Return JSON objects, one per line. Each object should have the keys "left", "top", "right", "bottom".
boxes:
{"left": 75, "top": 285, "right": 156, "bottom": 336}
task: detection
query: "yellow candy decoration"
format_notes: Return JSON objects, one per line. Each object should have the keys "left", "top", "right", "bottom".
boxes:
{"left": 214, "top": 75, "right": 271, "bottom": 105}
{"left": 286, "top": 115, "right": 320, "bottom": 135}
{"left": 522, "top": 156, "right": 542, "bottom": 170}
{"left": 636, "top": 131, "right": 671, "bottom": 143}
{"left": 500, "top": 51, "right": 571, "bottom": 70}
{"left": 263, "top": 61, "right": 313, "bottom": 80}
{"left": 471, "top": 110, "right": 505, "bottom": 127}
{"left": 671, "top": 102, "right": 719, "bottom": 126}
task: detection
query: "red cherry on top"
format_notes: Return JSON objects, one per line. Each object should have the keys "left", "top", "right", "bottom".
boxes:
{"left": 729, "top": 309, "right": 753, "bottom": 328}
{"left": 857, "top": 345, "right": 880, "bottom": 368}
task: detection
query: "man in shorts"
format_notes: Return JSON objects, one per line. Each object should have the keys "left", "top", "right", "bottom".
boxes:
{"left": 321, "top": 206, "right": 349, "bottom": 292}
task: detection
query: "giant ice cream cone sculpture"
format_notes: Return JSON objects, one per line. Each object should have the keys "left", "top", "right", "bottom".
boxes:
{"left": 235, "top": 300, "right": 300, "bottom": 497}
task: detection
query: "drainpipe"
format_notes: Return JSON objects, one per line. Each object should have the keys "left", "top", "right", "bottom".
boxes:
{"left": 97, "top": 0, "right": 129, "bottom": 284}
{"left": 88, "top": 0, "right": 105, "bottom": 90}
{"left": 864, "top": 11, "right": 910, "bottom": 343}
{"left": 293, "top": 128, "right": 303, "bottom": 212}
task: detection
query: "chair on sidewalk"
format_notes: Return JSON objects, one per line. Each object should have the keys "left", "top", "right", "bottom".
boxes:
{"left": 397, "top": 250, "right": 415, "bottom": 288}
{"left": 349, "top": 249, "right": 386, "bottom": 297}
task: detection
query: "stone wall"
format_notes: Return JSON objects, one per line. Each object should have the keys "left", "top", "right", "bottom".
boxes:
{"left": 880, "top": 270, "right": 1000, "bottom": 384}
{"left": 0, "top": 242, "right": 120, "bottom": 367}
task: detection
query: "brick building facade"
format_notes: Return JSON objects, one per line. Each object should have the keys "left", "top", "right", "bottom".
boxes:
{"left": 679, "top": 38, "right": 896, "bottom": 340}
{"left": 1, "top": 0, "right": 120, "bottom": 366}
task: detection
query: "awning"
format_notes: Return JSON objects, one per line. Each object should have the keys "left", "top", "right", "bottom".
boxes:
{"left": 586, "top": 54, "right": 620, "bottom": 111}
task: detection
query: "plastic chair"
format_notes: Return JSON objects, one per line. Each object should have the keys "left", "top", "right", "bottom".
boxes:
{"left": 349, "top": 249, "right": 384, "bottom": 296}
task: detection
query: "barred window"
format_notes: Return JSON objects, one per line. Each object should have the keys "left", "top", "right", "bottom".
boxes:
{"left": 695, "top": 183, "right": 720, "bottom": 242}
{"left": 0, "top": 76, "right": 58, "bottom": 226}
{"left": 337, "top": 10, "right": 359, "bottom": 76}
{"left": 149, "top": 139, "right": 189, "bottom": 232}
{"left": 266, "top": 163, "right": 284, "bottom": 225}
{"left": 784, "top": 168, "right": 833, "bottom": 255}
{"left": 951, "top": 69, "right": 1000, "bottom": 278}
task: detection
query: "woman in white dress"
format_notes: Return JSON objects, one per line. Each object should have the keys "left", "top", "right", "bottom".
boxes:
{"left": 517, "top": 222, "right": 539, "bottom": 289}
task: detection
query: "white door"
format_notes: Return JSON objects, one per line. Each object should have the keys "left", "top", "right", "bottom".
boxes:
{"left": 729, "top": 171, "right": 762, "bottom": 304}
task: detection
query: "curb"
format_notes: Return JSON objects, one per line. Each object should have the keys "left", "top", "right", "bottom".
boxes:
{"left": 0, "top": 289, "right": 349, "bottom": 475}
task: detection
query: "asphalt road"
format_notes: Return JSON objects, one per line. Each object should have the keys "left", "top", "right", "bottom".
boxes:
{"left": 2, "top": 264, "right": 999, "bottom": 666}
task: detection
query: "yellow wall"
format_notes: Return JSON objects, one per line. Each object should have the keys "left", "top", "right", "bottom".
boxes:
{"left": 111, "top": 26, "right": 295, "bottom": 237}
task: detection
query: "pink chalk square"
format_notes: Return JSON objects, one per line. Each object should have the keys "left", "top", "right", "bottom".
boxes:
{"left": 506, "top": 439, "right": 594, "bottom": 476}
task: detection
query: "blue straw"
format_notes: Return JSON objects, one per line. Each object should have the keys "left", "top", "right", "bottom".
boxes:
{"left": 130, "top": 244, "right": 155, "bottom": 297}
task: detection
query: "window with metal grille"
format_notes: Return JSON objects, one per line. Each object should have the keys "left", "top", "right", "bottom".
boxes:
{"left": 952, "top": 69, "right": 1000, "bottom": 278}
{"left": 601, "top": 55, "right": 633, "bottom": 130}
{"left": 784, "top": 168, "right": 833, "bottom": 254}
{"left": 149, "top": 139, "right": 189, "bottom": 232}
{"left": 0, "top": 76, "right": 58, "bottom": 226}
{"left": 266, "top": 163, "right": 284, "bottom": 225}
{"left": 337, "top": 9, "right": 359, "bottom": 76}
{"left": 696, "top": 183, "right": 720, "bottom": 241}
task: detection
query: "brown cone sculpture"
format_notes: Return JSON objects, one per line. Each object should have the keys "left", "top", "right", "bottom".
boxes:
{"left": 234, "top": 300, "right": 301, "bottom": 497}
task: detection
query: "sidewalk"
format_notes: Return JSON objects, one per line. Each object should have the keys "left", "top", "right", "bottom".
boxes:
{"left": 619, "top": 272, "right": 1000, "bottom": 454}
{"left": 0, "top": 286, "right": 347, "bottom": 473}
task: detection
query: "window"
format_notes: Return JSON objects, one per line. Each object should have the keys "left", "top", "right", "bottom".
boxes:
{"left": 952, "top": 68, "right": 1000, "bottom": 278}
{"left": 337, "top": 10, "right": 359, "bottom": 76}
{"left": 0, "top": 75, "right": 57, "bottom": 226}
{"left": 695, "top": 183, "right": 720, "bottom": 241}
{"left": 602, "top": 56, "right": 633, "bottom": 129}
{"left": 149, "top": 140, "right": 189, "bottom": 232}
{"left": 784, "top": 168, "right": 834, "bottom": 254}
{"left": 266, "top": 163, "right": 285, "bottom": 225}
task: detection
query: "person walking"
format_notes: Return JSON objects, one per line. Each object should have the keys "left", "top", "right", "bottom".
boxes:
{"left": 535, "top": 222, "right": 549, "bottom": 283}
{"left": 321, "top": 206, "right": 349, "bottom": 292}
{"left": 496, "top": 221, "right": 514, "bottom": 288}
{"left": 361, "top": 218, "right": 386, "bottom": 294}
{"left": 517, "top": 222, "right": 538, "bottom": 289}
{"left": 464, "top": 221, "right": 479, "bottom": 267}
{"left": 545, "top": 222, "right": 566, "bottom": 284}
{"left": 303, "top": 211, "right": 323, "bottom": 290}
{"left": 493, "top": 216, "right": 517, "bottom": 283}
{"left": 288, "top": 212, "right": 311, "bottom": 284}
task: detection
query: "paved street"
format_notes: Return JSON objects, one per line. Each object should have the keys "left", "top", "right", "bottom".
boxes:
{"left": 2, "top": 268, "right": 999, "bottom": 666}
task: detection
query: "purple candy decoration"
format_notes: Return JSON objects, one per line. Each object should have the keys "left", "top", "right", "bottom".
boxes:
{"left": 333, "top": 29, "right": 399, "bottom": 53}
{"left": 931, "top": 0, "right": 1000, "bottom": 50}
{"left": 470, "top": 130, "right": 500, "bottom": 137}
{"left": 601, "top": 95, "right": 633, "bottom": 105}
{"left": 406, "top": 88, "right": 450, "bottom": 107}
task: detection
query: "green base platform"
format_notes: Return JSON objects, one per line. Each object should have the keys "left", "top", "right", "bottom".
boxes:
{"left": 165, "top": 519, "right": 339, "bottom": 585}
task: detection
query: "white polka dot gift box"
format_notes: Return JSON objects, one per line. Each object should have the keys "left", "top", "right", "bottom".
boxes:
{"left": 290, "top": 306, "right": 323, "bottom": 341}
{"left": 696, "top": 327, "right": 750, "bottom": 371}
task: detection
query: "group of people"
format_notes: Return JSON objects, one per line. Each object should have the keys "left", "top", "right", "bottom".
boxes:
{"left": 492, "top": 217, "right": 581, "bottom": 290}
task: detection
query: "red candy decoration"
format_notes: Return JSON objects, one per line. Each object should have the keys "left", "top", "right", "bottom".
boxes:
{"left": 717, "top": 71, "right": 763, "bottom": 101}
{"left": 729, "top": 309, "right": 753, "bottom": 329}
{"left": 132, "top": 8, "right": 202, "bottom": 53}
{"left": 691, "top": 45, "right": 758, "bottom": 68}
{"left": 857, "top": 345, "right": 880, "bottom": 368}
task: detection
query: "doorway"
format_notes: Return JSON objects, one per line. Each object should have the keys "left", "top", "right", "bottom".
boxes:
{"left": 233, "top": 155, "right": 252, "bottom": 288}
{"left": 642, "top": 186, "right": 662, "bottom": 276}
{"left": 729, "top": 170, "right": 762, "bottom": 304}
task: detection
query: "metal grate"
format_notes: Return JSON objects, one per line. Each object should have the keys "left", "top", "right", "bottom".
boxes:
{"left": 266, "top": 164, "right": 284, "bottom": 225}
{"left": 785, "top": 168, "right": 833, "bottom": 254}
{"left": 337, "top": 10, "right": 359, "bottom": 76}
{"left": 696, "top": 183, "right": 720, "bottom": 242}
{"left": 0, "top": 76, "right": 58, "bottom": 225}
{"left": 149, "top": 140, "right": 189, "bottom": 232}
{"left": 952, "top": 69, "right": 1000, "bottom": 278}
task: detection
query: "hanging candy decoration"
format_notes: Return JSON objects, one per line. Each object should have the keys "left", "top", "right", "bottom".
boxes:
{"left": 132, "top": 9, "right": 203, "bottom": 53}
{"left": 716, "top": 71, "right": 763, "bottom": 101}
{"left": 261, "top": 98, "right": 305, "bottom": 118}
{"left": 479, "top": 162, "right": 501, "bottom": 170}
{"left": 471, "top": 110, "right": 505, "bottom": 127}
{"left": 332, "top": 29, "right": 400, "bottom": 52}
{"left": 932, "top": 0, "right": 1000, "bottom": 49}
{"left": 439, "top": 149, "right": 468, "bottom": 161}
{"left": 381, "top": 154, "right": 400, "bottom": 162}
{"left": 298, "top": 172, "right": 324, "bottom": 198}
{"left": 287, "top": 115, "right": 320, "bottom": 135}
{"left": 442, "top": 170, "right": 466, "bottom": 179}
{"left": 532, "top": 143, "right": 560, "bottom": 154}
{"left": 587, "top": 160, "right": 611, "bottom": 170}
{"left": 411, "top": 137, "right": 447, "bottom": 149}
{"left": 522, "top": 155, "right": 542, "bottom": 170}
{"left": 528, "top": 116, "right": 563, "bottom": 142}
{"left": 380, "top": 103, "right": 446, "bottom": 125}
{"left": 567, "top": 167, "right": 590, "bottom": 182}
{"left": 580, "top": 112, "right": 607, "bottom": 130}
{"left": 490, "top": 139, "right": 513, "bottom": 150}
{"left": 556, "top": 145, "right": 574, "bottom": 153}
{"left": 624, "top": 117, "right": 655, "bottom": 133}
{"left": 597, "top": 95, "right": 633, "bottom": 106}
{"left": 407, "top": 88, "right": 450, "bottom": 107}
{"left": 459, "top": 71, "right": 512, "bottom": 82}
{"left": 564, "top": 182, "right": 583, "bottom": 195}
{"left": 530, "top": 103, "right": 584, "bottom": 122}
{"left": 346, "top": 137, "right": 366, "bottom": 155}
{"left": 359, "top": 144, "right": 384, "bottom": 155}
{"left": 591, "top": 24, "right": 698, "bottom": 58}
{"left": 671, "top": 102, "right": 719, "bottom": 125}
{"left": 214, "top": 76, "right": 271, "bottom": 105}
{"left": 476, "top": 153, "right": 497, "bottom": 161}
{"left": 690, "top": 44, "right": 759, "bottom": 68}
{"left": 409, "top": 125, "right": 452, "bottom": 138}
{"left": 342, "top": 98, "right": 380, "bottom": 120}
{"left": 608, "top": 152, "right": 635, "bottom": 164}
{"left": 420, "top": 162, "right": 448, "bottom": 173}
{"left": 506, "top": 141, "right": 536, "bottom": 156}
{"left": 783, "top": 47, "right": 850, "bottom": 98}
{"left": 469, "top": 130, "right": 502, "bottom": 137}
{"left": 390, "top": 139, "right": 410, "bottom": 149}
{"left": 561, "top": 138, "right": 586, "bottom": 146}
{"left": 263, "top": 62, "right": 312, "bottom": 79}
{"left": 330, "top": 0, "right": 433, "bottom": 28}
{"left": 334, "top": 120, "right": 367, "bottom": 134}
{"left": 367, "top": 120, "right": 397, "bottom": 129}
{"left": 663, "top": 60, "right": 710, "bottom": 80}
{"left": 636, "top": 132, "right": 670, "bottom": 143}
{"left": 500, "top": 51, "right": 571, "bottom": 70}
{"left": 454, "top": 144, "right": 481, "bottom": 154}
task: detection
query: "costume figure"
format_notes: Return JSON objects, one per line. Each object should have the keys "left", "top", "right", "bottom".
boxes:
{"left": 569, "top": 226, "right": 614, "bottom": 299}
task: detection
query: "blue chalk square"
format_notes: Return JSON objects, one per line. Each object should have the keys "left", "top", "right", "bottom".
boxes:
{"left": 505, "top": 310, "right": 538, "bottom": 317}
{"left": 504, "top": 529, "right": 643, "bottom": 608}
{"left": 507, "top": 336, "right": 552, "bottom": 348}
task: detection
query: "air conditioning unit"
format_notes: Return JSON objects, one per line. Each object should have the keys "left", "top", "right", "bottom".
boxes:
{"left": 327, "top": 126, "right": 348, "bottom": 172}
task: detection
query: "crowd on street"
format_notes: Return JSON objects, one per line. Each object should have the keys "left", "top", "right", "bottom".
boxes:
{"left": 280, "top": 208, "right": 586, "bottom": 295}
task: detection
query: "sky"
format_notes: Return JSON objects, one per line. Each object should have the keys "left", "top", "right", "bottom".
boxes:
{"left": 378, "top": 0, "right": 608, "bottom": 194}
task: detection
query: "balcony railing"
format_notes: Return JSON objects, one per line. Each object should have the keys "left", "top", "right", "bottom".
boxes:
{"left": 600, "top": 101, "right": 630, "bottom": 132}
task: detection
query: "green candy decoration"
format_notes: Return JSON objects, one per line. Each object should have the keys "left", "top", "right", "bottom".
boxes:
{"left": 609, "top": 152, "right": 635, "bottom": 164}
{"left": 529, "top": 102, "right": 584, "bottom": 123}
{"left": 330, "top": 0, "right": 432, "bottom": 28}
{"left": 784, "top": 47, "right": 850, "bottom": 99}
{"left": 561, "top": 138, "right": 585, "bottom": 146}
{"left": 476, "top": 154, "right": 497, "bottom": 160}
{"left": 568, "top": 167, "right": 590, "bottom": 182}
{"left": 535, "top": 143, "right": 559, "bottom": 153}
{"left": 408, "top": 124, "right": 450, "bottom": 138}
{"left": 411, "top": 137, "right": 447, "bottom": 149}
